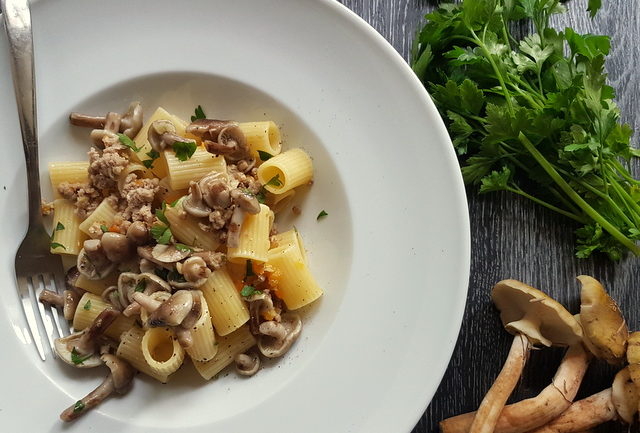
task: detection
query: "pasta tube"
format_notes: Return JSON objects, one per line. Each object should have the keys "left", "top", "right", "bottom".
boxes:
{"left": 257, "top": 148, "right": 313, "bottom": 194}
{"left": 269, "top": 189, "right": 295, "bottom": 214}
{"left": 74, "top": 273, "right": 119, "bottom": 296}
{"left": 48, "top": 161, "right": 89, "bottom": 198}
{"left": 165, "top": 148, "right": 226, "bottom": 190}
{"left": 117, "top": 327, "right": 170, "bottom": 383}
{"left": 141, "top": 327, "right": 185, "bottom": 377}
{"left": 73, "top": 293, "right": 136, "bottom": 341}
{"left": 78, "top": 198, "right": 117, "bottom": 235}
{"left": 227, "top": 204, "right": 274, "bottom": 264}
{"left": 50, "top": 199, "right": 86, "bottom": 255}
{"left": 270, "top": 228, "right": 308, "bottom": 264}
{"left": 185, "top": 291, "right": 218, "bottom": 362}
{"left": 164, "top": 198, "right": 220, "bottom": 251}
{"left": 192, "top": 326, "right": 256, "bottom": 380}
{"left": 200, "top": 267, "right": 250, "bottom": 336}
{"left": 238, "top": 121, "right": 282, "bottom": 157}
{"left": 267, "top": 245, "right": 323, "bottom": 310}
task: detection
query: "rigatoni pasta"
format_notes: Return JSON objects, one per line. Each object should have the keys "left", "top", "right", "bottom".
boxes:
{"left": 44, "top": 101, "right": 324, "bottom": 422}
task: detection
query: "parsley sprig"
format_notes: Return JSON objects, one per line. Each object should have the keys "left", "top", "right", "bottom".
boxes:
{"left": 191, "top": 105, "right": 206, "bottom": 122}
{"left": 411, "top": 0, "right": 640, "bottom": 260}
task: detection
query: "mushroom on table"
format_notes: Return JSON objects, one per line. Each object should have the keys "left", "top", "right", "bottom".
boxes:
{"left": 445, "top": 280, "right": 585, "bottom": 433}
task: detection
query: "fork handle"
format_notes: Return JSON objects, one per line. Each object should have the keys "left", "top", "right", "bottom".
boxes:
{"left": 2, "top": 0, "right": 43, "bottom": 228}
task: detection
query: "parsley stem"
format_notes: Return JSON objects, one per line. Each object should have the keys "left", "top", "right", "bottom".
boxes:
{"left": 572, "top": 178, "right": 635, "bottom": 228}
{"left": 606, "top": 176, "right": 640, "bottom": 227}
{"left": 507, "top": 185, "right": 587, "bottom": 223}
{"left": 519, "top": 133, "right": 640, "bottom": 255}
{"left": 608, "top": 160, "right": 640, "bottom": 185}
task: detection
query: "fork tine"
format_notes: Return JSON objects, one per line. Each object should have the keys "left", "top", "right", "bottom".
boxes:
{"left": 46, "top": 273, "right": 66, "bottom": 341}
{"left": 18, "top": 275, "right": 46, "bottom": 361}
{"left": 34, "top": 274, "right": 56, "bottom": 356}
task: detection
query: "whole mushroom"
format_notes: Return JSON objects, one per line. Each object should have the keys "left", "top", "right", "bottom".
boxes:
{"left": 100, "top": 232, "right": 133, "bottom": 263}
{"left": 148, "top": 119, "right": 196, "bottom": 153}
{"left": 257, "top": 313, "right": 302, "bottom": 358}
{"left": 235, "top": 352, "right": 260, "bottom": 376}
{"left": 77, "top": 239, "right": 115, "bottom": 280}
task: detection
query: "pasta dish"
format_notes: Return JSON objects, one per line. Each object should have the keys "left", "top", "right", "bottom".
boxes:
{"left": 40, "top": 102, "right": 323, "bottom": 421}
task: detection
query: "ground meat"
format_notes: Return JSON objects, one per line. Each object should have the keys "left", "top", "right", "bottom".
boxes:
{"left": 88, "top": 146, "right": 129, "bottom": 191}
{"left": 208, "top": 208, "right": 234, "bottom": 230}
{"left": 227, "top": 164, "right": 261, "bottom": 193}
{"left": 118, "top": 174, "right": 160, "bottom": 224}
{"left": 58, "top": 182, "right": 103, "bottom": 219}
{"left": 192, "top": 251, "right": 226, "bottom": 270}
{"left": 41, "top": 199, "right": 54, "bottom": 216}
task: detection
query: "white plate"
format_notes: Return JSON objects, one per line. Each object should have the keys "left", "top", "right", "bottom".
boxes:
{"left": 0, "top": 0, "right": 470, "bottom": 431}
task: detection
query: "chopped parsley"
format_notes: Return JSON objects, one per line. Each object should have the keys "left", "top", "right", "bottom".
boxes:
{"left": 134, "top": 280, "right": 146, "bottom": 293}
{"left": 50, "top": 242, "right": 66, "bottom": 250}
{"left": 257, "top": 150, "right": 273, "bottom": 161}
{"left": 173, "top": 141, "right": 197, "bottom": 161}
{"left": 71, "top": 347, "right": 92, "bottom": 365}
{"left": 241, "top": 285, "right": 262, "bottom": 297}
{"left": 265, "top": 174, "right": 282, "bottom": 188}
{"left": 117, "top": 133, "right": 140, "bottom": 152}
{"left": 169, "top": 198, "right": 180, "bottom": 207}
{"left": 191, "top": 105, "right": 206, "bottom": 122}
{"left": 167, "top": 270, "right": 187, "bottom": 283}
{"left": 83, "top": 300, "right": 91, "bottom": 311}
{"left": 155, "top": 202, "right": 169, "bottom": 225}
{"left": 55, "top": 222, "right": 65, "bottom": 231}
{"left": 150, "top": 224, "right": 172, "bottom": 245}
{"left": 255, "top": 189, "right": 266, "bottom": 204}
{"left": 100, "top": 224, "right": 109, "bottom": 233}
{"left": 142, "top": 150, "right": 160, "bottom": 169}
{"left": 245, "top": 260, "right": 254, "bottom": 278}
{"left": 175, "top": 243, "right": 193, "bottom": 252}
{"left": 73, "top": 400, "right": 85, "bottom": 413}
{"left": 155, "top": 268, "right": 170, "bottom": 280}
{"left": 317, "top": 210, "right": 328, "bottom": 220}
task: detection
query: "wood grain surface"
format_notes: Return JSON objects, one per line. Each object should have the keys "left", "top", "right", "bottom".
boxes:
{"left": 338, "top": 0, "right": 640, "bottom": 432}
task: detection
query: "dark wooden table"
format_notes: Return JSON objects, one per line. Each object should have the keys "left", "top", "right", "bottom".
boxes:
{"left": 339, "top": 1, "right": 640, "bottom": 432}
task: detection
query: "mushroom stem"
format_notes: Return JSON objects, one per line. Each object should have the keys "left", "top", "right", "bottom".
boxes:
{"left": 39, "top": 289, "right": 64, "bottom": 307}
{"left": 470, "top": 335, "right": 530, "bottom": 433}
{"left": 440, "top": 344, "right": 590, "bottom": 433}
{"left": 59, "top": 376, "right": 115, "bottom": 422}
{"left": 69, "top": 112, "right": 106, "bottom": 129}
{"left": 525, "top": 389, "right": 615, "bottom": 433}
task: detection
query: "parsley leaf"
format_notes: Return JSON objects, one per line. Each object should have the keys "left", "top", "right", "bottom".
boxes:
{"left": 257, "top": 150, "right": 273, "bottom": 161}
{"left": 151, "top": 224, "right": 172, "bottom": 244}
{"left": 167, "top": 270, "right": 186, "bottom": 283}
{"left": 117, "top": 133, "right": 140, "bottom": 152}
{"left": 134, "top": 280, "right": 146, "bottom": 292}
{"left": 73, "top": 400, "right": 85, "bottom": 413}
{"left": 265, "top": 174, "right": 282, "bottom": 188}
{"left": 317, "top": 210, "right": 328, "bottom": 220}
{"left": 175, "top": 243, "right": 192, "bottom": 252}
{"left": 142, "top": 159, "right": 154, "bottom": 169}
{"left": 100, "top": 224, "right": 109, "bottom": 233}
{"left": 155, "top": 202, "right": 169, "bottom": 225}
{"left": 255, "top": 189, "right": 266, "bottom": 204}
{"left": 50, "top": 242, "right": 66, "bottom": 250}
{"left": 169, "top": 198, "right": 180, "bottom": 207}
{"left": 411, "top": 0, "right": 640, "bottom": 260}
{"left": 71, "top": 348, "right": 92, "bottom": 365}
{"left": 55, "top": 222, "right": 65, "bottom": 231}
{"left": 83, "top": 300, "right": 91, "bottom": 311}
{"left": 173, "top": 141, "right": 197, "bottom": 161}
{"left": 191, "top": 105, "right": 206, "bottom": 122}
{"left": 142, "top": 150, "right": 161, "bottom": 169}
{"left": 241, "top": 285, "right": 262, "bottom": 297}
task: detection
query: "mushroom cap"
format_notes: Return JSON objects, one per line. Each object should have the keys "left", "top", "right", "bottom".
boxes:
{"left": 257, "top": 313, "right": 302, "bottom": 358}
{"left": 578, "top": 275, "right": 628, "bottom": 364}
{"left": 626, "top": 332, "right": 640, "bottom": 389}
{"left": 612, "top": 367, "right": 639, "bottom": 424}
{"left": 101, "top": 232, "right": 133, "bottom": 263}
{"left": 178, "top": 256, "right": 210, "bottom": 286}
{"left": 491, "top": 279, "right": 583, "bottom": 347}
{"left": 235, "top": 352, "right": 260, "bottom": 376}
{"left": 77, "top": 242, "right": 115, "bottom": 280}
{"left": 101, "top": 354, "right": 135, "bottom": 393}
{"left": 148, "top": 120, "right": 176, "bottom": 152}
{"left": 182, "top": 182, "right": 212, "bottom": 218}
{"left": 120, "top": 101, "right": 143, "bottom": 138}
{"left": 54, "top": 332, "right": 103, "bottom": 368}
{"left": 151, "top": 244, "right": 191, "bottom": 263}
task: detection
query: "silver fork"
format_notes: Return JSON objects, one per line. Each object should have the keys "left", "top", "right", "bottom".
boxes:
{"left": 3, "top": 0, "right": 68, "bottom": 360}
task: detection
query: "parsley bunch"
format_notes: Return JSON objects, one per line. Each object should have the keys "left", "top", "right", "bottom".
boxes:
{"left": 412, "top": 0, "right": 640, "bottom": 260}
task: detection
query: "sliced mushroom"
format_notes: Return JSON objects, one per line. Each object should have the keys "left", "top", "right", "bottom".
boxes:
{"left": 54, "top": 309, "right": 120, "bottom": 368}
{"left": 148, "top": 119, "right": 196, "bottom": 153}
{"left": 139, "top": 258, "right": 156, "bottom": 274}
{"left": 120, "top": 101, "right": 143, "bottom": 138}
{"left": 147, "top": 290, "right": 196, "bottom": 327}
{"left": 227, "top": 207, "right": 245, "bottom": 248}
{"left": 178, "top": 256, "right": 211, "bottom": 286}
{"left": 151, "top": 243, "right": 191, "bottom": 263}
{"left": 235, "top": 352, "right": 260, "bottom": 376}
{"left": 77, "top": 240, "right": 115, "bottom": 280}
{"left": 102, "top": 285, "right": 123, "bottom": 311}
{"left": 578, "top": 275, "right": 628, "bottom": 364}
{"left": 257, "top": 313, "right": 302, "bottom": 358}
{"left": 182, "top": 181, "right": 212, "bottom": 218}
{"left": 101, "top": 232, "right": 133, "bottom": 263}
{"left": 231, "top": 188, "right": 260, "bottom": 214}
{"left": 199, "top": 171, "right": 231, "bottom": 209}
{"left": 186, "top": 118, "right": 237, "bottom": 141}
{"left": 137, "top": 272, "right": 172, "bottom": 293}
{"left": 126, "top": 221, "right": 150, "bottom": 245}
{"left": 204, "top": 125, "right": 249, "bottom": 161}
{"left": 59, "top": 354, "right": 134, "bottom": 422}
{"left": 39, "top": 289, "right": 80, "bottom": 321}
